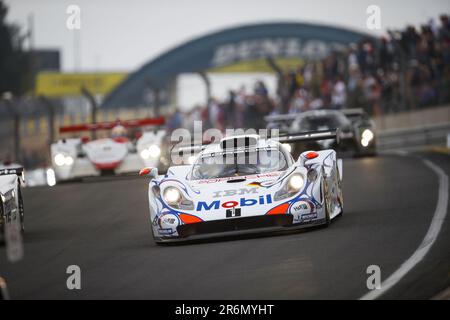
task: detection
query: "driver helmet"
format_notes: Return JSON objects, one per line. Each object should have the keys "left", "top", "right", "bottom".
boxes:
{"left": 111, "top": 125, "right": 127, "bottom": 138}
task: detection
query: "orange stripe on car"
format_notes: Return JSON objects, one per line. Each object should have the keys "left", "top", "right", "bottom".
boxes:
{"left": 266, "top": 203, "right": 289, "bottom": 215}
{"left": 179, "top": 213, "right": 203, "bottom": 224}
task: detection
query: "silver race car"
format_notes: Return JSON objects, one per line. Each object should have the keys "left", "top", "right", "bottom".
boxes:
{"left": 0, "top": 162, "right": 25, "bottom": 241}
{"left": 140, "top": 130, "right": 343, "bottom": 243}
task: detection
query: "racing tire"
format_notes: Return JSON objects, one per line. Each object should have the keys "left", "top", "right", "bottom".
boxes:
{"left": 150, "top": 223, "right": 164, "bottom": 245}
{"left": 0, "top": 197, "right": 4, "bottom": 244}
{"left": 0, "top": 223, "right": 4, "bottom": 245}
{"left": 335, "top": 165, "right": 344, "bottom": 217}
{"left": 18, "top": 186, "right": 25, "bottom": 233}
{"left": 322, "top": 178, "right": 332, "bottom": 227}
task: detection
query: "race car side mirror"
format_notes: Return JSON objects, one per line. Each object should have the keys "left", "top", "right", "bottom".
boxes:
{"left": 139, "top": 167, "right": 158, "bottom": 179}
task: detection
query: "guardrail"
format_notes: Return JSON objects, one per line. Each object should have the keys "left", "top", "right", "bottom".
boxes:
{"left": 377, "top": 122, "right": 450, "bottom": 151}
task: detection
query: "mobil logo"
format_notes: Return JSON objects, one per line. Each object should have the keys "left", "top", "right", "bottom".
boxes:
{"left": 196, "top": 195, "right": 273, "bottom": 211}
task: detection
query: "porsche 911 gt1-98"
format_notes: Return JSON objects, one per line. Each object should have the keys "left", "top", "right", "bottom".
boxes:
{"left": 140, "top": 130, "right": 343, "bottom": 243}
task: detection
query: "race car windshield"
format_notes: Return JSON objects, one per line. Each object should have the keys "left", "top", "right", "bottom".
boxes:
{"left": 299, "top": 114, "right": 349, "bottom": 131}
{"left": 190, "top": 148, "right": 287, "bottom": 180}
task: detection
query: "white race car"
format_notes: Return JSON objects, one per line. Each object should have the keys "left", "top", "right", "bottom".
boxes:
{"left": 141, "top": 130, "right": 343, "bottom": 243}
{"left": 0, "top": 163, "right": 25, "bottom": 240}
{"left": 51, "top": 118, "right": 167, "bottom": 182}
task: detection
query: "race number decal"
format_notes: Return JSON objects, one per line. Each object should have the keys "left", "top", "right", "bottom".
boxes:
{"left": 226, "top": 207, "right": 241, "bottom": 218}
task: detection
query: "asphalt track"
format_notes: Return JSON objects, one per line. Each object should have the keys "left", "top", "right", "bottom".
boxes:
{"left": 0, "top": 152, "right": 449, "bottom": 299}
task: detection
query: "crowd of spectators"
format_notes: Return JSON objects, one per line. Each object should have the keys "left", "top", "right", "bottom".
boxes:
{"left": 166, "top": 81, "right": 276, "bottom": 132}
{"left": 166, "top": 15, "right": 450, "bottom": 132}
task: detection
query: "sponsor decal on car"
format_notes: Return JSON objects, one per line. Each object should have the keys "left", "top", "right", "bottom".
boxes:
{"left": 212, "top": 188, "right": 258, "bottom": 198}
{"left": 158, "top": 213, "right": 180, "bottom": 229}
{"left": 197, "top": 172, "right": 281, "bottom": 184}
{"left": 0, "top": 168, "right": 23, "bottom": 176}
{"left": 290, "top": 200, "right": 312, "bottom": 215}
{"left": 246, "top": 180, "right": 275, "bottom": 188}
{"left": 301, "top": 213, "right": 318, "bottom": 220}
{"left": 197, "top": 195, "right": 273, "bottom": 211}
{"left": 247, "top": 182, "right": 262, "bottom": 187}
{"left": 226, "top": 207, "right": 241, "bottom": 218}
{"left": 290, "top": 199, "right": 318, "bottom": 222}
{"left": 158, "top": 228, "right": 176, "bottom": 235}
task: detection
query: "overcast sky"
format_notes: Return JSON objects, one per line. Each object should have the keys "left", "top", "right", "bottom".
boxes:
{"left": 4, "top": 0, "right": 450, "bottom": 72}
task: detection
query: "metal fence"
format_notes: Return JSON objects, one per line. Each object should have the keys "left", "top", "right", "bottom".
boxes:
{"left": 377, "top": 122, "right": 450, "bottom": 151}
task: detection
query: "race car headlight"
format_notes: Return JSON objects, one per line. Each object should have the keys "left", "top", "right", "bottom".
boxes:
{"left": 54, "top": 153, "right": 73, "bottom": 166}
{"left": 162, "top": 186, "right": 194, "bottom": 210}
{"left": 362, "top": 129, "right": 374, "bottom": 141}
{"left": 148, "top": 145, "right": 161, "bottom": 158}
{"left": 64, "top": 156, "right": 74, "bottom": 166}
{"left": 163, "top": 187, "right": 181, "bottom": 205}
{"left": 141, "top": 145, "right": 161, "bottom": 159}
{"left": 274, "top": 173, "right": 305, "bottom": 201}
{"left": 54, "top": 153, "right": 66, "bottom": 166}
{"left": 46, "top": 168, "right": 56, "bottom": 187}
{"left": 287, "top": 173, "right": 304, "bottom": 191}
{"left": 140, "top": 149, "right": 150, "bottom": 159}
{"left": 361, "top": 129, "right": 374, "bottom": 147}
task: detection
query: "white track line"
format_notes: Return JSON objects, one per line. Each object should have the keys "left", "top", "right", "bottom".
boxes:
{"left": 360, "top": 158, "right": 449, "bottom": 300}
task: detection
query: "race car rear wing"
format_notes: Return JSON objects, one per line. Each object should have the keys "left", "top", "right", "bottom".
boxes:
{"left": 0, "top": 167, "right": 24, "bottom": 177}
{"left": 341, "top": 108, "right": 364, "bottom": 117}
{"left": 341, "top": 108, "right": 371, "bottom": 125}
{"left": 170, "top": 139, "right": 216, "bottom": 156}
{"left": 59, "top": 117, "right": 165, "bottom": 133}
{"left": 275, "top": 129, "right": 339, "bottom": 144}
{"left": 172, "top": 129, "right": 339, "bottom": 156}
{"left": 264, "top": 113, "right": 298, "bottom": 123}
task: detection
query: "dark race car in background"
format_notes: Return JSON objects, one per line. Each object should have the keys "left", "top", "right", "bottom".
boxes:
{"left": 265, "top": 109, "right": 377, "bottom": 158}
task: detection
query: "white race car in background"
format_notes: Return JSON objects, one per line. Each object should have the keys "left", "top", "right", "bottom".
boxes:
{"left": 51, "top": 118, "right": 167, "bottom": 182}
{"left": 141, "top": 130, "right": 343, "bottom": 243}
{"left": 0, "top": 162, "right": 25, "bottom": 241}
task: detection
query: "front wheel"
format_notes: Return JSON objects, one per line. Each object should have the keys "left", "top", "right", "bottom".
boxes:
{"left": 335, "top": 165, "right": 344, "bottom": 217}
{"left": 0, "top": 221, "right": 4, "bottom": 245}
{"left": 322, "top": 178, "right": 331, "bottom": 227}
{"left": 18, "top": 186, "right": 25, "bottom": 233}
{"left": 150, "top": 223, "right": 164, "bottom": 245}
